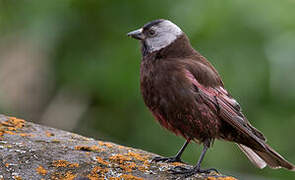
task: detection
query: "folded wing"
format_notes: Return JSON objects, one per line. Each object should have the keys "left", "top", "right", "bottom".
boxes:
{"left": 185, "top": 68, "right": 295, "bottom": 171}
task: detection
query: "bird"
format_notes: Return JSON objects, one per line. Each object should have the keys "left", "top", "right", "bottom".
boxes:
{"left": 127, "top": 19, "right": 295, "bottom": 177}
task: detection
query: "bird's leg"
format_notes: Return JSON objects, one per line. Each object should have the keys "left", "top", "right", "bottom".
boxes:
{"left": 171, "top": 140, "right": 219, "bottom": 177}
{"left": 152, "top": 138, "right": 190, "bottom": 163}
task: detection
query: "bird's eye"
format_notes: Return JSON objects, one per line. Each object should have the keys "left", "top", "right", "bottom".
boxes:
{"left": 148, "top": 29, "right": 156, "bottom": 36}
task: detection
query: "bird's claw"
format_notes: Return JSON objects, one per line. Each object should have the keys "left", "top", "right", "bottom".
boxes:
{"left": 152, "top": 156, "right": 183, "bottom": 163}
{"left": 170, "top": 166, "right": 219, "bottom": 178}
{"left": 169, "top": 165, "right": 188, "bottom": 172}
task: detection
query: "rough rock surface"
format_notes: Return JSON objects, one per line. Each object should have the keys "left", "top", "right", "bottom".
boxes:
{"left": 0, "top": 114, "right": 237, "bottom": 180}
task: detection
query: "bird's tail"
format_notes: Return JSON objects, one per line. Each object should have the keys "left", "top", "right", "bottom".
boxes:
{"left": 237, "top": 143, "right": 295, "bottom": 171}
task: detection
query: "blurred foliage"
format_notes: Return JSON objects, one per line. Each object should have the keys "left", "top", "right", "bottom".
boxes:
{"left": 0, "top": 0, "right": 295, "bottom": 179}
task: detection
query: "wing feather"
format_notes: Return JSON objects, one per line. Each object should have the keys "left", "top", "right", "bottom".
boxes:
{"left": 185, "top": 69, "right": 266, "bottom": 148}
{"left": 184, "top": 63, "right": 295, "bottom": 171}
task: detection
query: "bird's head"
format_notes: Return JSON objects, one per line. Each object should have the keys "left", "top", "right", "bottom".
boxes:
{"left": 127, "top": 19, "right": 183, "bottom": 55}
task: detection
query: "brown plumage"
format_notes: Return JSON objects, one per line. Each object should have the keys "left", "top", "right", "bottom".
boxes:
{"left": 127, "top": 19, "right": 295, "bottom": 176}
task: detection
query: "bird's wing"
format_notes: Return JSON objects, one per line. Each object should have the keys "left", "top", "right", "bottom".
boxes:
{"left": 184, "top": 69, "right": 266, "bottom": 146}
{"left": 184, "top": 63, "right": 295, "bottom": 171}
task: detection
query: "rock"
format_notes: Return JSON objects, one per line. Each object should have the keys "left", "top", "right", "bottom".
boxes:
{"left": 0, "top": 114, "right": 237, "bottom": 180}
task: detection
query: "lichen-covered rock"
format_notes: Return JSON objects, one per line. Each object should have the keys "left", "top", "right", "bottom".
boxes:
{"left": 0, "top": 114, "right": 237, "bottom": 180}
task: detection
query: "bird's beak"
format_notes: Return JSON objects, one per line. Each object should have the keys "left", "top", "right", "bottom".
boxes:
{"left": 127, "top": 28, "right": 145, "bottom": 40}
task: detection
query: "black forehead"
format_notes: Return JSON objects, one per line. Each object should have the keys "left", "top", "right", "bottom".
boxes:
{"left": 142, "top": 19, "right": 165, "bottom": 30}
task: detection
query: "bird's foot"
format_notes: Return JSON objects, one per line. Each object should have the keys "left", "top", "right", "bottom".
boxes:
{"left": 152, "top": 156, "right": 183, "bottom": 163}
{"left": 170, "top": 166, "right": 219, "bottom": 178}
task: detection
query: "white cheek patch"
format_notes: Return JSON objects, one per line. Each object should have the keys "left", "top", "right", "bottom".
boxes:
{"left": 146, "top": 20, "right": 182, "bottom": 52}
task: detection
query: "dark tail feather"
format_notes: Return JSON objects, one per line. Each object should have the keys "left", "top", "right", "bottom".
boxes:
{"left": 237, "top": 143, "right": 295, "bottom": 171}
{"left": 255, "top": 143, "right": 295, "bottom": 171}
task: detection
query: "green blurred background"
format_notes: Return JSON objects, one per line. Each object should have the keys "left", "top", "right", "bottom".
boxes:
{"left": 0, "top": 0, "right": 295, "bottom": 179}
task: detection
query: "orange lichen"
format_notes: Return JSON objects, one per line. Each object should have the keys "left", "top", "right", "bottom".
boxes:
{"left": 69, "top": 163, "right": 79, "bottom": 168}
{"left": 117, "top": 145, "right": 128, "bottom": 150}
{"left": 36, "top": 165, "right": 47, "bottom": 175}
{"left": 75, "top": 145, "right": 103, "bottom": 152}
{"left": 98, "top": 141, "right": 114, "bottom": 148}
{"left": 45, "top": 131, "right": 54, "bottom": 137}
{"left": 127, "top": 152, "right": 150, "bottom": 172}
{"left": 108, "top": 152, "right": 152, "bottom": 173}
{"left": 207, "top": 177, "right": 217, "bottom": 180}
{"left": 170, "top": 162, "right": 184, "bottom": 166}
{"left": 7, "top": 127, "right": 17, "bottom": 131}
{"left": 53, "top": 160, "right": 69, "bottom": 167}
{"left": 52, "top": 160, "right": 79, "bottom": 168}
{"left": 0, "top": 116, "right": 27, "bottom": 138}
{"left": 109, "top": 153, "right": 146, "bottom": 173}
{"left": 109, "top": 154, "right": 132, "bottom": 164}
{"left": 7, "top": 117, "right": 25, "bottom": 128}
{"left": 109, "top": 177, "right": 120, "bottom": 180}
{"left": 13, "top": 176, "right": 22, "bottom": 180}
{"left": 137, "top": 160, "right": 150, "bottom": 172}
{"left": 4, "top": 131, "right": 17, "bottom": 135}
{"left": 19, "top": 133, "right": 33, "bottom": 137}
{"left": 120, "top": 162, "right": 137, "bottom": 172}
{"left": 87, "top": 166, "right": 109, "bottom": 180}
{"left": 127, "top": 152, "right": 148, "bottom": 162}
{"left": 75, "top": 145, "right": 90, "bottom": 151}
{"left": 63, "top": 171, "right": 77, "bottom": 180}
{"left": 1, "top": 116, "right": 25, "bottom": 130}
{"left": 51, "top": 171, "right": 77, "bottom": 180}
{"left": 96, "top": 156, "right": 109, "bottom": 166}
